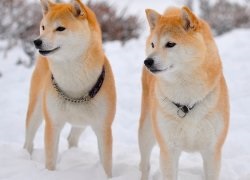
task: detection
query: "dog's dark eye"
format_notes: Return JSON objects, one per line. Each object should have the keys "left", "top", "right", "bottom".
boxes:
{"left": 165, "top": 42, "right": 176, "bottom": 48}
{"left": 56, "top": 26, "right": 66, "bottom": 32}
{"left": 42, "top": 25, "right": 45, "bottom": 30}
{"left": 151, "top": 42, "right": 155, "bottom": 48}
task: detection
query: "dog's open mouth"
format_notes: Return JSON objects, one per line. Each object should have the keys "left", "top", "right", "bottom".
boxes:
{"left": 39, "top": 47, "right": 60, "bottom": 56}
{"left": 149, "top": 65, "right": 174, "bottom": 73}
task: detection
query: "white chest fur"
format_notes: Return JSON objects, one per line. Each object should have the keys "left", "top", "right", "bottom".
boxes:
{"left": 45, "top": 92, "right": 108, "bottom": 128}
{"left": 155, "top": 86, "right": 224, "bottom": 152}
{"left": 156, "top": 110, "right": 224, "bottom": 152}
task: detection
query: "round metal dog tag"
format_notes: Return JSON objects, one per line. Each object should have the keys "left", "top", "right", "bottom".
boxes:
{"left": 177, "top": 109, "right": 186, "bottom": 118}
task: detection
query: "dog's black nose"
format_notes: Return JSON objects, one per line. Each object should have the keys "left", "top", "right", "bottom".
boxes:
{"left": 144, "top": 58, "right": 154, "bottom": 68}
{"left": 33, "top": 39, "right": 42, "bottom": 48}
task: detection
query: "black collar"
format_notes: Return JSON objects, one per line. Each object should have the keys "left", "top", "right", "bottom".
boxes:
{"left": 89, "top": 66, "right": 105, "bottom": 98}
{"left": 51, "top": 66, "right": 105, "bottom": 103}
{"left": 164, "top": 88, "right": 215, "bottom": 118}
{"left": 172, "top": 102, "right": 196, "bottom": 118}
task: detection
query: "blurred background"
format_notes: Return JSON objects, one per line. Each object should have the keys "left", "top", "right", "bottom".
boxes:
{"left": 0, "top": 0, "right": 250, "bottom": 69}
{"left": 0, "top": 0, "right": 250, "bottom": 180}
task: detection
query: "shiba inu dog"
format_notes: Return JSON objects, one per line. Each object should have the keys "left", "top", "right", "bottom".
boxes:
{"left": 23, "top": 0, "right": 116, "bottom": 177}
{"left": 139, "top": 6, "right": 229, "bottom": 180}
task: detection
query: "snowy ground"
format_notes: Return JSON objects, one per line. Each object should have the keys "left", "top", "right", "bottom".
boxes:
{"left": 1, "top": 1, "right": 250, "bottom": 180}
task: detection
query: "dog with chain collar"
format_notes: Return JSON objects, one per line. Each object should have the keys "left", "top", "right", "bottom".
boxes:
{"left": 23, "top": 0, "right": 116, "bottom": 177}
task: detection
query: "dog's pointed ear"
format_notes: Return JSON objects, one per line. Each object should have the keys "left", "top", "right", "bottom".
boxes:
{"left": 145, "top": 9, "right": 161, "bottom": 30}
{"left": 40, "top": 0, "right": 53, "bottom": 15}
{"left": 181, "top": 6, "right": 199, "bottom": 31}
{"left": 71, "top": 0, "right": 86, "bottom": 18}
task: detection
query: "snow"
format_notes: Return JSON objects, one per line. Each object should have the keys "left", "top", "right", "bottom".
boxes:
{"left": 1, "top": 1, "right": 250, "bottom": 180}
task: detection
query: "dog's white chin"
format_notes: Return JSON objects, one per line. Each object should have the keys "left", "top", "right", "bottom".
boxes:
{"left": 39, "top": 47, "right": 60, "bottom": 56}
{"left": 151, "top": 64, "right": 174, "bottom": 74}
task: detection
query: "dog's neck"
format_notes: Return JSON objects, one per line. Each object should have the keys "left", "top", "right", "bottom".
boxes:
{"left": 47, "top": 51, "right": 104, "bottom": 99}
{"left": 156, "top": 69, "right": 221, "bottom": 106}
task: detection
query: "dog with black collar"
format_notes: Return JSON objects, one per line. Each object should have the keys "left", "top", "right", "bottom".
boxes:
{"left": 139, "top": 6, "right": 229, "bottom": 180}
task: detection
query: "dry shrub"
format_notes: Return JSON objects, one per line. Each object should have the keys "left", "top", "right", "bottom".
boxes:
{"left": 87, "top": 1, "right": 141, "bottom": 44}
{"left": 200, "top": 0, "right": 250, "bottom": 35}
{"left": 0, "top": 0, "right": 42, "bottom": 66}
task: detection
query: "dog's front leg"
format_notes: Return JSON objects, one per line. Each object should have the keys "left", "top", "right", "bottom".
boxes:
{"left": 44, "top": 119, "right": 64, "bottom": 170}
{"left": 92, "top": 125, "right": 113, "bottom": 177}
{"left": 201, "top": 149, "right": 221, "bottom": 180}
{"left": 24, "top": 96, "right": 43, "bottom": 154}
{"left": 139, "top": 116, "right": 155, "bottom": 180}
{"left": 160, "top": 148, "right": 180, "bottom": 180}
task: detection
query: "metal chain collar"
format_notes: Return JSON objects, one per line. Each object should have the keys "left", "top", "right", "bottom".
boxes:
{"left": 51, "top": 75, "right": 91, "bottom": 103}
{"left": 51, "top": 66, "right": 105, "bottom": 104}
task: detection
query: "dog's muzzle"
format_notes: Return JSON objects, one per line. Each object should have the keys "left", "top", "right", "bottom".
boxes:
{"left": 33, "top": 39, "right": 60, "bottom": 56}
{"left": 144, "top": 58, "right": 162, "bottom": 73}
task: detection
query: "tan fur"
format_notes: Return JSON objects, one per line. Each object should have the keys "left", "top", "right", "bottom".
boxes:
{"left": 139, "top": 6, "right": 229, "bottom": 180}
{"left": 24, "top": 0, "right": 116, "bottom": 177}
